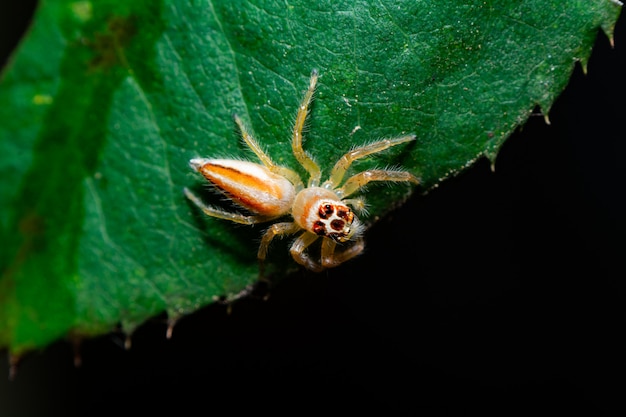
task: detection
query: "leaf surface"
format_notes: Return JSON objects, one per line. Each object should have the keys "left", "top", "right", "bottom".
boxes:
{"left": 0, "top": 0, "right": 621, "bottom": 353}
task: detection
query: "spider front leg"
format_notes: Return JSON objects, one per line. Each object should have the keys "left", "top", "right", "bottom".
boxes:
{"left": 289, "top": 232, "right": 324, "bottom": 272}
{"left": 292, "top": 70, "right": 322, "bottom": 187}
{"left": 320, "top": 236, "right": 365, "bottom": 269}
{"left": 289, "top": 233, "right": 366, "bottom": 272}
{"left": 324, "top": 134, "right": 417, "bottom": 190}
{"left": 336, "top": 169, "right": 420, "bottom": 199}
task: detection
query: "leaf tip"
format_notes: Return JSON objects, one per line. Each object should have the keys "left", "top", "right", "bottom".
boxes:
{"left": 608, "top": 30, "right": 616, "bottom": 47}
{"left": 604, "top": 28, "right": 616, "bottom": 49}
{"left": 8, "top": 353, "right": 20, "bottom": 381}
{"left": 533, "top": 105, "right": 551, "bottom": 125}
{"left": 543, "top": 113, "right": 551, "bottom": 126}
{"left": 71, "top": 336, "right": 83, "bottom": 368}
{"left": 574, "top": 54, "right": 590, "bottom": 75}
{"left": 166, "top": 319, "right": 177, "bottom": 340}
{"left": 484, "top": 149, "right": 499, "bottom": 172}
{"left": 124, "top": 334, "right": 132, "bottom": 350}
{"left": 601, "top": 1, "right": 623, "bottom": 48}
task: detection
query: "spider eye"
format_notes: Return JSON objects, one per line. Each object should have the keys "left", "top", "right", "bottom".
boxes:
{"left": 330, "top": 219, "right": 346, "bottom": 231}
{"left": 313, "top": 220, "right": 327, "bottom": 236}
{"left": 319, "top": 204, "right": 334, "bottom": 219}
{"left": 336, "top": 206, "right": 354, "bottom": 223}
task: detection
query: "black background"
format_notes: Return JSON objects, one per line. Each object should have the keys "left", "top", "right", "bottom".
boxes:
{"left": 1, "top": 3, "right": 625, "bottom": 416}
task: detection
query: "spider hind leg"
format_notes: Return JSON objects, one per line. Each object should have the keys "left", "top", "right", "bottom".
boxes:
{"left": 184, "top": 187, "right": 275, "bottom": 225}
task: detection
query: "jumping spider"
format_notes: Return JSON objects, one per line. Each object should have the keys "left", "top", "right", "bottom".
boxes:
{"left": 184, "top": 69, "right": 419, "bottom": 272}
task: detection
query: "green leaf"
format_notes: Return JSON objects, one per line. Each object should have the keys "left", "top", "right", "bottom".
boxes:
{"left": 0, "top": 0, "right": 621, "bottom": 354}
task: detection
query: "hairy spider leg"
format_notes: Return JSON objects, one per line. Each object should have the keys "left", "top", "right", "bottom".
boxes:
{"left": 342, "top": 197, "right": 368, "bottom": 214}
{"left": 292, "top": 70, "right": 322, "bottom": 187}
{"left": 258, "top": 221, "right": 302, "bottom": 259}
{"left": 337, "top": 170, "right": 420, "bottom": 199}
{"left": 289, "top": 231, "right": 324, "bottom": 272}
{"left": 258, "top": 221, "right": 303, "bottom": 275}
{"left": 184, "top": 187, "right": 277, "bottom": 225}
{"left": 288, "top": 232, "right": 366, "bottom": 272}
{"left": 320, "top": 236, "right": 365, "bottom": 269}
{"left": 324, "top": 134, "right": 417, "bottom": 190}
{"left": 233, "top": 114, "right": 303, "bottom": 189}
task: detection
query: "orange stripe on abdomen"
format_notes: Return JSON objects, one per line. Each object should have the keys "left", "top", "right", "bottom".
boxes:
{"left": 198, "top": 160, "right": 296, "bottom": 217}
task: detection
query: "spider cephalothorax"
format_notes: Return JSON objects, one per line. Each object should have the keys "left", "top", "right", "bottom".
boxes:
{"left": 185, "top": 69, "right": 419, "bottom": 273}
{"left": 291, "top": 188, "right": 359, "bottom": 243}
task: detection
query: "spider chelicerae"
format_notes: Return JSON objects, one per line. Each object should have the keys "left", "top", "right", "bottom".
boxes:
{"left": 184, "top": 69, "right": 419, "bottom": 272}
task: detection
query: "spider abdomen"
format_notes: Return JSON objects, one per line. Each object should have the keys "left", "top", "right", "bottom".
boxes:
{"left": 190, "top": 158, "right": 296, "bottom": 217}
{"left": 292, "top": 187, "right": 357, "bottom": 242}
